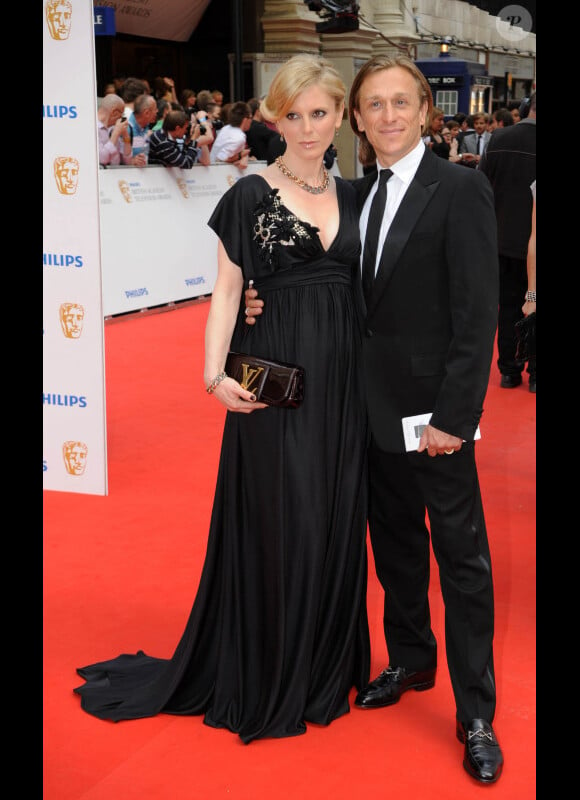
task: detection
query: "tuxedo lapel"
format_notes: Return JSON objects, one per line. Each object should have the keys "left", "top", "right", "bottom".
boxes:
{"left": 356, "top": 172, "right": 378, "bottom": 213}
{"left": 366, "top": 154, "right": 439, "bottom": 316}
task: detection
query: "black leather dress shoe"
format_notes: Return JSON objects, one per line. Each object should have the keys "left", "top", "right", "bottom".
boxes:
{"left": 354, "top": 665, "right": 435, "bottom": 708}
{"left": 500, "top": 373, "right": 522, "bottom": 388}
{"left": 456, "top": 719, "right": 503, "bottom": 784}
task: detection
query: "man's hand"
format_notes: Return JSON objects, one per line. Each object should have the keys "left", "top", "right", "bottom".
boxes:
{"left": 244, "top": 285, "right": 263, "bottom": 326}
{"left": 224, "top": 148, "right": 251, "bottom": 170}
{"left": 417, "top": 424, "right": 463, "bottom": 457}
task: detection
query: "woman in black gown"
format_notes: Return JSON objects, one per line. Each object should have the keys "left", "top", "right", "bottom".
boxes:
{"left": 74, "top": 54, "right": 370, "bottom": 744}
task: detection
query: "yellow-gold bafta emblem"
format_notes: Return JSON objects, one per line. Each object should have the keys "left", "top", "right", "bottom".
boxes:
{"left": 46, "top": 0, "right": 72, "bottom": 41}
{"left": 63, "top": 440, "right": 88, "bottom": 476}
{"left": 59, "top": 302, "right": 85, "bottom": 339}
{"left": 177, "top": 178, "right": 190, "bottom": 199}
{"left": 118, "top": 179, "right": 134, "bottom": 203}
{"left": 54, "top": 156, "right": 79, "bottom": 195}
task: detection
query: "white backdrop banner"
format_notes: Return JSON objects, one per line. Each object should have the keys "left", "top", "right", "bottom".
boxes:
{"left": 43, "top": 0, "right": 108, "bottom": 495}
{"left": 99, "top": 162, "right": 265, "bottom": 317}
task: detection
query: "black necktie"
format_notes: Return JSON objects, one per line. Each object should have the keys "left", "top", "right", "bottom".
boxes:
{"left": 477, "top": 134, "right": 482, "bottom": 155}
{"left": 362, "top": 169, "right": 392, "bottom": 304}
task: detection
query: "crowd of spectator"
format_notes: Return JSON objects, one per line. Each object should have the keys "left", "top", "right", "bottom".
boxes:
{"left": 97, "top": 75, "right": 352, "bottom": 173}
{"left": 97, "top": 76, "right": 256, "bottom": 171}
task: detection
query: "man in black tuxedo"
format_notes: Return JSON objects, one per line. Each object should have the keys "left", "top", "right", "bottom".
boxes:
{"left": 244, "top": 54, "right": 502, "bottom": 784}
{"left": 347, "top": 54, "right": 502, "bottom": 785}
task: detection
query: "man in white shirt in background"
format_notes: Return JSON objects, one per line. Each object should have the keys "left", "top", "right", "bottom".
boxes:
{"left": 210, "top": 101, "right": 252, "bottom": 169}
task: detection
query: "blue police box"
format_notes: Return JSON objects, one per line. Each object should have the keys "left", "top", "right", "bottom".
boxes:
{"left": 415, "top": 55, "right": 494, "bottom": 116}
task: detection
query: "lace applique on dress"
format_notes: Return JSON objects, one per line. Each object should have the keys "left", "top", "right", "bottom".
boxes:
{"left": 252, "top": 188, "right": 318, "bottom": 270}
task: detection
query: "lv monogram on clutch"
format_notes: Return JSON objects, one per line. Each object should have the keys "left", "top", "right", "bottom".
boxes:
{"left": 238, "top": 362, "right": 265, "bottom": 393}
{"left": 225, "top": 351, "right": 304, "bottom": 408}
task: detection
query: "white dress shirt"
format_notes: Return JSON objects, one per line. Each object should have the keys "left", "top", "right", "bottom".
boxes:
{"left": 359, "top": 140, "right": 425, "bottom": 278}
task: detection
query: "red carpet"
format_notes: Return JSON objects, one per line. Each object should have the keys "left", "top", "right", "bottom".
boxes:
{"left": 43, "top": 299, "right": 536, "bottom": 799}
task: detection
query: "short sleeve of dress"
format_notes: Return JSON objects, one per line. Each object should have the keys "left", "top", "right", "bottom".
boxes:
{"left": 207, "top": 180, "right": 244, "bottom": 267}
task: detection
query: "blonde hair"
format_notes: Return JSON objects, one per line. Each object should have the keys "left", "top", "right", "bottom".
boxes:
{"left": 260, "top": 54, "right": 345, "bottom": 123}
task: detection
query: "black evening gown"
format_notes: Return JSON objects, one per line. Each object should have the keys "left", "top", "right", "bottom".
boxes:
{"left": 74, "top": 174, "right": 370, "bottom": 744}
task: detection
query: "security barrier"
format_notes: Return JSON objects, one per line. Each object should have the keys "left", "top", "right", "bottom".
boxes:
{"left": 99, "top": 162, "right": 265, "bottom": 317}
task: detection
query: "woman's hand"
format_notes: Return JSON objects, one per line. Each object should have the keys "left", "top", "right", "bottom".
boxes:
{"left": 522, "top": 299, "right": 536, "bottom": 316}
{"left": 209, "top": 377, "right": 268, "bottom": 412}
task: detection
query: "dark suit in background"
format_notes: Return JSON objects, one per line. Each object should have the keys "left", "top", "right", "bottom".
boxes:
{"left": 245, "top": 118, "right": 279, "bottom": 161}
{"left": 479, "top": 100, "right": 536, "bottom": 389}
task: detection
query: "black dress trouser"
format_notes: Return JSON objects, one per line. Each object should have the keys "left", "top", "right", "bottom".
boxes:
{"left": 367, "top": 439, "right": 497, "bottom": 725}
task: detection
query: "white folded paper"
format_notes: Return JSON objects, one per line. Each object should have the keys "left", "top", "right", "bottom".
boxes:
{"left": 402, "top": 412, "right": 481, "bottom": 452}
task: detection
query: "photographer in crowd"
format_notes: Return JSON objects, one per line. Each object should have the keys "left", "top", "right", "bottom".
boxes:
{"left": 148, "top": 110, "right": 211, "bottom": 168}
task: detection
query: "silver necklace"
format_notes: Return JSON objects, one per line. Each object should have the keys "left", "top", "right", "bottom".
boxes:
{"left": 275, "top": 156, "right": 330, "bottom": 195}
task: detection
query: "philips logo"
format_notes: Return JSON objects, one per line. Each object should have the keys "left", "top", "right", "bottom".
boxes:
{"left": 44, "top": 252, "right": 83, "bottom": 268}
{"left": 125, "top": 288, "right": 149, "bottom": 298}
{"left": 43, "top": 393, "right": 87, "bottom": 408}
{"left": 185, "top": 277, "right": 206, "bottom": 286}
{"left": 43, "top": 105, "right": 78, "bottom": 119}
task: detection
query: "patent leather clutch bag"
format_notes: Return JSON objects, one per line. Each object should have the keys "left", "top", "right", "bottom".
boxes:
{"left": 514, "top": 312, "right": 536, "bottom": 362}
{"left": 225, "top": 351, "right": 304, "bottom": 408}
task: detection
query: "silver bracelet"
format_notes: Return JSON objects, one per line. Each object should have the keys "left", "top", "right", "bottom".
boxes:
{"left": 206, "top": 371, "right": 227, "bottom": 394}
{"left": 525, "top": 290, "right": 536, "bottom": 302}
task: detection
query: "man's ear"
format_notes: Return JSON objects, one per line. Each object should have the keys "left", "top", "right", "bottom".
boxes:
{"left": 353, "top": 109, "right": 365, "bottom": 133}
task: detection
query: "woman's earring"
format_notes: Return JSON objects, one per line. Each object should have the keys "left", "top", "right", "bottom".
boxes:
{"left": 279, "top": 131, "right": 284, "bottom": 142}
{"left": 335, "top": 129, "right": 339, "bottom": 138}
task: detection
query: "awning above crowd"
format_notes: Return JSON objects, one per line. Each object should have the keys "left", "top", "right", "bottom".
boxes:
{"left": 94, "top": 0, "right": 212, "bottom": 43}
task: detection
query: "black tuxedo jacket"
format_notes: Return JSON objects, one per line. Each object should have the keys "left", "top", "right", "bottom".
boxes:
{"left": 353, "top": 148, "right": 499, "bottom": 453}
{"left": 479, "top": 118, "right": 536, "bottom": 259}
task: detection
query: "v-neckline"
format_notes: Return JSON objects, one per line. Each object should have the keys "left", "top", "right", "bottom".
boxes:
{"left": 254, "top": 174, "right": 341, "bottom": 254}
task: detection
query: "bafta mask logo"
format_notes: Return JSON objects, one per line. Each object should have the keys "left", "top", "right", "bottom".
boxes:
{"left": 54, "top": 156, "right": 79, "bottom": 195}
{"left": 46, "top": 0, "right": 72, "bottom": 41}
{"left": 177, "top": 178, "right": 190, "bottom": 199}
{"left": 118, "top": 179, "right": 134, "bottom": 203}
{"left": 59, "top": 302, "right": 85, "bottom": 339}
{"left": 63, "top": 440, "right": 88, "bottom": 476}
